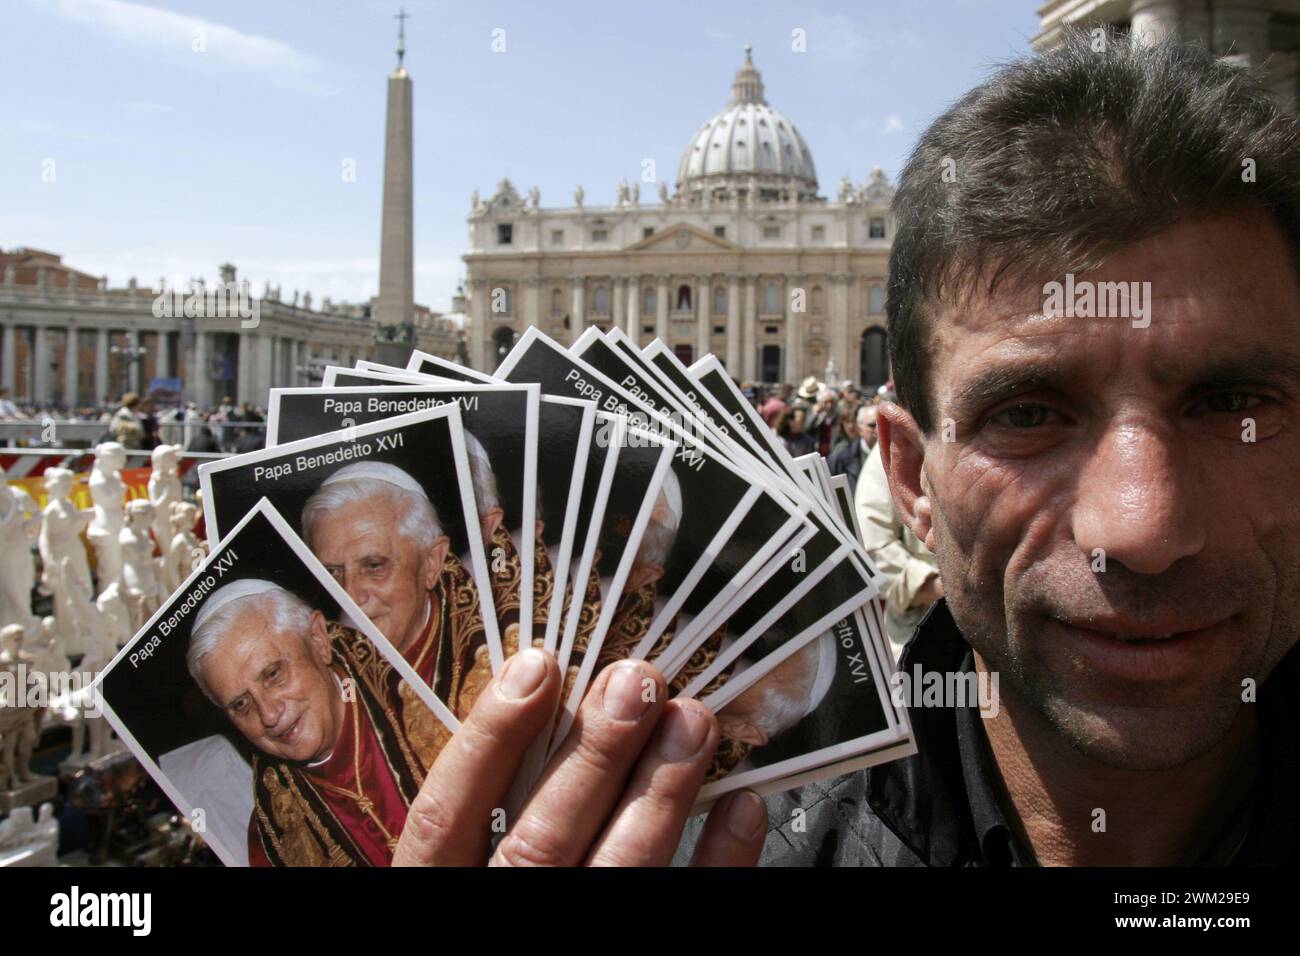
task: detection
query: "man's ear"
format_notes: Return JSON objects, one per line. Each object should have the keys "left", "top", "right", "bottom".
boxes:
{"left": 480, "top": 506, "right": 505, "bottom": 546}
{"left": 422, "top": 535, "right": 451, "bottom": 590}
{"left": 308, "top": 610, "right": 332, "bottom": 665}
{"left": 877, "top": 401, "right": 935, "bottom": 549}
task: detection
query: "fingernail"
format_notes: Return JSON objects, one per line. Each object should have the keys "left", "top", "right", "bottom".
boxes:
{"left": 603, "top": 662, "right": 654, "bottom": 721}
{"left": 499, "top": 648, "right": 547, "bottom": 700}
{"left": 657, "top": 705, "right": 710, "bottom": 762}
{"left": 725, "top": 791, "right": 766, "bottom": 841}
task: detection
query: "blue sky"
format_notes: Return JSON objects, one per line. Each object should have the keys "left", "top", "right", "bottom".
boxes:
{"left": 3, "top": 0, "right": 1041, "bottom": 311}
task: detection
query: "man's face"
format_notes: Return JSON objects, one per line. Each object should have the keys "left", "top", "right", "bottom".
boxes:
{"left": 883, "top": 210, "right": 1300, "bottom": 771}
{"left": 308, "top": 496, "right": 446, "bottom": 653}
{"left": 858, "top": 407, "right": 878, "bottom": 448}
{"left": 204, "top": 606, "right": 341, "bottom": 763}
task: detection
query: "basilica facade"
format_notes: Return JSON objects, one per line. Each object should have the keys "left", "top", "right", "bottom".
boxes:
{"left": 464, "top": 48, "right": 895, "bottom": 388}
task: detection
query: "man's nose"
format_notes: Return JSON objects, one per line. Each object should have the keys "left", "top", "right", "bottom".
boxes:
{"left": 1072, "top": 418, "right": 1206, "bottom": 575}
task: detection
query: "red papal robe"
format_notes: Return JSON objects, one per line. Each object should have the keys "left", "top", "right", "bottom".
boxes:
{"left": 248, "top": 691, "right": 407, "bottom": 867}
{"left": 247, "top": 623, "right": 436, "bottom": 867}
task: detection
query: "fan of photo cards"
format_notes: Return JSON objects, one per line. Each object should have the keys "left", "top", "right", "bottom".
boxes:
{"left": 92, "top": 327, "right": 915, "bottom": 866}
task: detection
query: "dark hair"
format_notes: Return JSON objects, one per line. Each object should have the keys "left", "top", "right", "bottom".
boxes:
{"left": 887, "top": 29, "right": 1300, "bottom": 433}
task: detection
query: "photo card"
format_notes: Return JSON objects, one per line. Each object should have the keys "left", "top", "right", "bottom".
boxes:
{"left": 197, "top": 404, "right": 504, "bottom": 711}
{"left": 94, "top": 500, "right": 458, "bottom": 867}
{"left": 266, "top": 381, "right": 541, "bottom": 654}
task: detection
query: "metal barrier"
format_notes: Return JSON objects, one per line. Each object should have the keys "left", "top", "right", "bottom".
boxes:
{"left": 0, "top": 418, "right": 268, "bottom": 450}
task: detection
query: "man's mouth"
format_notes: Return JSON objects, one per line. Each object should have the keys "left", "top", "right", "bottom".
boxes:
{"left": 1047, "top": 615, "right": 1232, "bottom": 682}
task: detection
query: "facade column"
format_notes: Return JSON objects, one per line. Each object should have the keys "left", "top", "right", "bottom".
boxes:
{"left": 157, "top": 329, "right": 171, "bottom": 381}
{"left": 655, "top": 276, "right": 669, "bottom": 343}
{"left": 626, "top": 275, "right": 640, "bottom": 340}
{"left": 33, "top": 326, "right": 49, "bottom": 402}
{"left": 525, "top": 278, "right": 541, "bottom": 333}
{"left": 695, "top": 275, "right": 710, "bottom": 361}
{"left": 125, "top": 329, "right": 141, "bottom": 394}
{"left": 726, "top": 274, "right": 741, "bottom": 373}
{"left": 742, "top": 277, "right": 757, "bottom": 381}
{"left": 257, "top": 333, "right": 274, "bottom": 406}
{"left": 785, "top": 275, "right": 802, "bottom": 384}
{"left": 830, "top": 274, "right": 850, "bottom": 383}
{"left": 470, "top": 278, "right": 488, "bottom": 372}
{"left": 192, "top": 330, "right": 209, "bottom": 406}
{"left": 1, "top": 324, "right": 15, "bottom": 391}
{"left": 63, "top": 329, "right": 78, "bottom": 408}
{"left": 612, "top": 277, "right": 625, "bottom": 332}
{"left": 1129, "top": 0, "right": 1182, "bottom": 46}
{"left": 95, "top": 328, "right": 109, "bottom": 404}
{"left": 236, "top": 330, "right": 254, "bottom": 405}
{"left": 570, "top": 279, "right": 585, "bottom": 345}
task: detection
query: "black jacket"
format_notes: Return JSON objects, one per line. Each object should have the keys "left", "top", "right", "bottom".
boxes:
{"left": 826, "top": 439, "right": 868, "bottom": 492}
{"left": 677, "top": 601, "right": 1300, "bottom": 866}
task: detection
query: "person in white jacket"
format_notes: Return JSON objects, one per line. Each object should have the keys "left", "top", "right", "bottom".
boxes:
{"left": 853, "top": 443, "right": 941, "bottom": 661}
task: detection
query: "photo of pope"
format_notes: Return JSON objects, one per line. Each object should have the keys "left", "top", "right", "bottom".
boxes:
{"left": 185, "top": 578, "right": 448, "bottom": 867}
{"left": 301, "top": 461, "right": 495, "bottom": 719}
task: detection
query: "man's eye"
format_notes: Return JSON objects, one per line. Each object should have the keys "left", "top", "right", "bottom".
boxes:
{"left": 327, "top": 567, "right": 344, "bottom": 583}
{"left": 990, "top": 404, "right": 1054, "bottom": 428}
{"left": 1197, "top": 391, "right": 1260, "bottom": 414}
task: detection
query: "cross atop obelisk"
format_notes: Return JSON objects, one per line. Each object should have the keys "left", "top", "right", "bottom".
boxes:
{"left": 395, "top": 8, "right": 409, "bottom": 68}
{"left": 375, "top": 10, "right": 414, "bottom": 351}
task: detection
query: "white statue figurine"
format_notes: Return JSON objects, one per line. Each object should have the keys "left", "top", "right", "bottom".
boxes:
{"left": 120, "top": 499, "right": 163, "bottom": 631}
{"left": 95, "top": 580, "right": 134, "bottom": 651}
{"left": 0, "top": 624, "right": 43, "bottom": 790}
{"left": 147, "top": 445, "right": 182, "bottom": 554}
{"left": 163, "top": 501, "right": 203, "bottom": 594}
{"left": 60, "top": 587, "right": 124, "bottom": 763}
{"left": 87, "top": 442, "right": 127, "bottom": 597}
{"left": 0, "top": 464, "right": 41, "bottom": 631}
{"left": 38, "top": 468, "right": 95, "bottom": 659}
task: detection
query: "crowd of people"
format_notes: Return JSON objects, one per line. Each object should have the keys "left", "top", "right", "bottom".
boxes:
{"left": 0, "top": 388, "right": 268, "bottom": 454}
{"left": 749, "top": 375, "right": 940, "bottom": 660}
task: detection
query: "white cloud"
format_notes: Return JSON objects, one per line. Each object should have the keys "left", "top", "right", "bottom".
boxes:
{"left": 800, "top": 13, "right": 870, "bottom": 65}
{"left": 881, "top": 114, "right": 904, "bottom": 135}
{"left": 37, "top": 0, "right": 330, "bottom": 92}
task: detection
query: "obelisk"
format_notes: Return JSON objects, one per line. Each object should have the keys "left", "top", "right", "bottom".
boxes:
{"left": 375, "top": 9, "right": 414, "bottom": 343}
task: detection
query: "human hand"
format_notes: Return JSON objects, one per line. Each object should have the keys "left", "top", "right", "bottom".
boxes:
{"left": 393, "top": 648, "right": 768, "bottom": 867}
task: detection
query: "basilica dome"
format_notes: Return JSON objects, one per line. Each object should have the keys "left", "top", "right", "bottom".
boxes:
{"left": 675, "top": 46, "right": 819, "bottom": 204}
